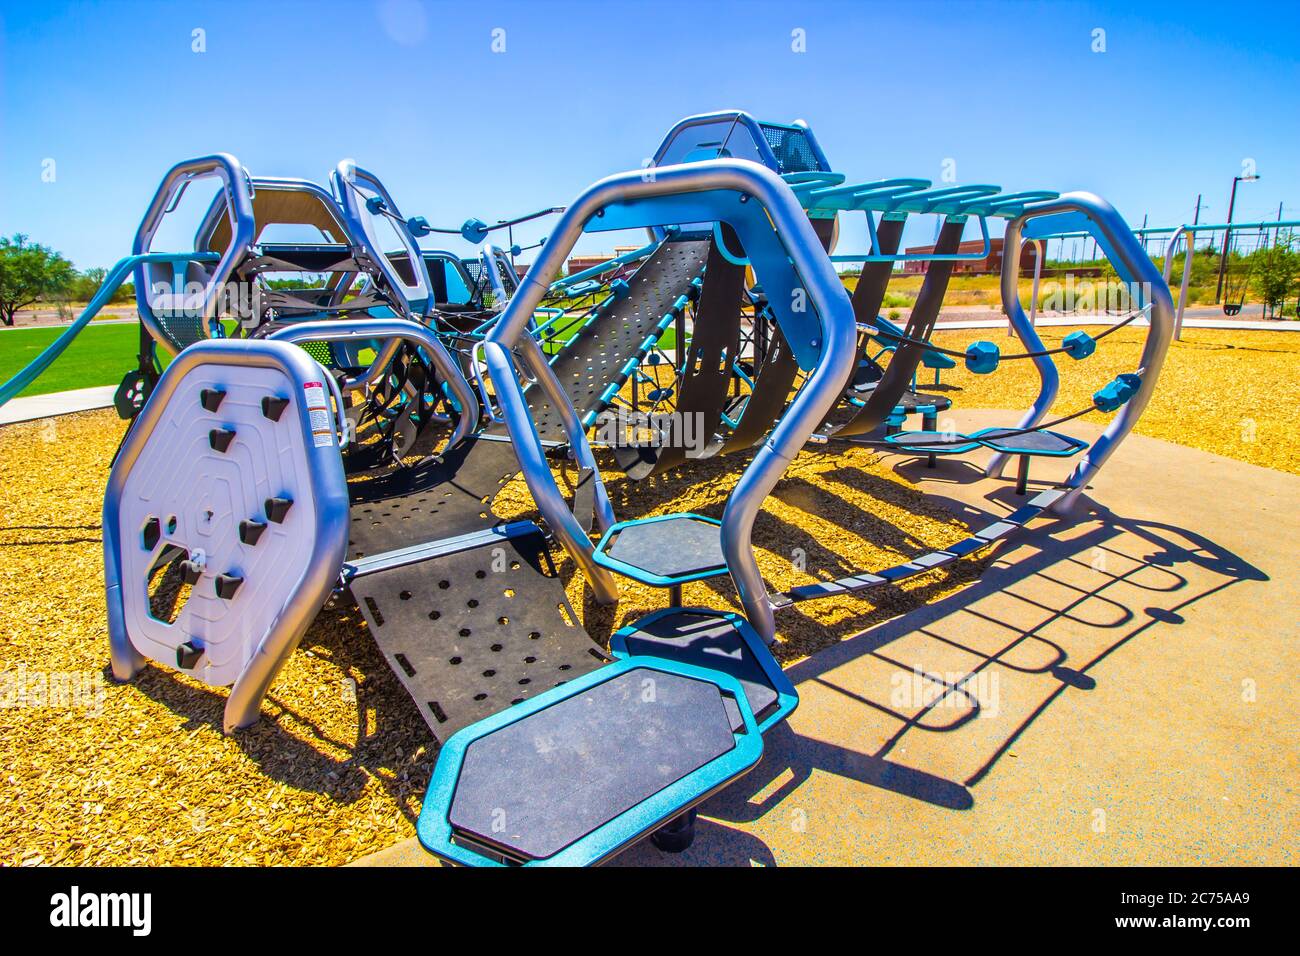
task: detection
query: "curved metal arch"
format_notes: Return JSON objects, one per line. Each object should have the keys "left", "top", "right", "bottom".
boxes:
{"left": 195, "top": 175, "right": 353, "bottom": 251}
{"left": 991, "top": 192, "right": 1175, "bottom": 510}
{"left": 331, "top": 160, "right": 433, "bottom": 319}
{"left": 132, "top": 154, "right": 257, "bottom": 357}
{"left": 650, "top": 110, "right": 833, "bottom": 176}
{"left": 266, "top": 318, "right": 480, "bottom": 449}
{"left": 487, "top": 159, "right": 858, "bottom": 641}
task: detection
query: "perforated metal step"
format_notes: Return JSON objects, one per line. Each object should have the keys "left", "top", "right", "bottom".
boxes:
{"left": 351, "top": 523, "right": 609, "bottom": 742}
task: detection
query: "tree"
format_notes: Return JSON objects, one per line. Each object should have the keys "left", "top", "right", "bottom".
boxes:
{"left": 0, "top": 234, "right": 75, "bottom": 325}
{"left": 69, "top": 266, "right": 107, "bottom": 303}
{"left": 1248, "top": 233, "right": 1300, "bottom": 318}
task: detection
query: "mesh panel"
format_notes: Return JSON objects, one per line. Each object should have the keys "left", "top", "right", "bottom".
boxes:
{"left": 462, "top": 259, "right": 494, "bottom": 302}
{"left": 495, "top": 259, "right": 519, "bottom": 296}
{"left": 156, "top": 315, "right": 207, "bottom": 351}
{"left": 760, "top": 125, "right": 818, "bottom": 174}
{"left": 300, "top": 341, "right": 334, "bottom": 366}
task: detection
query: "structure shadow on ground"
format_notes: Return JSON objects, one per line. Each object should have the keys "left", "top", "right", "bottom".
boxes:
{"left": 121, "top": 602, "right": 434, "bottom": 820}
{"left": 618, "top": 491, "right": 1266, "bottom": 866}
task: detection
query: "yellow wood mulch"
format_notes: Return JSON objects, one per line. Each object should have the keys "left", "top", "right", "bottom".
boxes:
{"left": 929, "top": 326, "right": 1300, "bottom": 476}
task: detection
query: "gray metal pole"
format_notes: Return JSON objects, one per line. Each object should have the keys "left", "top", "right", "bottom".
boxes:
{"left": 1216, "top": 177, "right": 1241, "bottom": 304}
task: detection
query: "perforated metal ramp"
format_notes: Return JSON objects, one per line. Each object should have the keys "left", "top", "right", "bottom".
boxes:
{"left": 524, "top": 238, "right": 709, "bottom": 442}
{"left": 350, "top": 523, "right": 609, "bottom": 742}
{"left": 345, "top": 437, "right": 519, "bottom": 559}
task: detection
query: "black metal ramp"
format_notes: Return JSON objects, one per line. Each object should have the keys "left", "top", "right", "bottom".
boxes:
{"left": 609, "top": 238, "right": 746, "bottom": 479}
{"left": 524, "top": 237, "right": 709, "bottom": 442}
{"left": 351, "top": 523, "right": 609, "bottom": 742}
{"left": 345, "top": 436, "right": 520, "bottom": 559}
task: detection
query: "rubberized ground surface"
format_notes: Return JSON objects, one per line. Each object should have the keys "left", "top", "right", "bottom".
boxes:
{"left": 0, "top": 329, "right": 1295, "bottom": 865}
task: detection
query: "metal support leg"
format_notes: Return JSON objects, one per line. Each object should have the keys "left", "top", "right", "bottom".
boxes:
{"left": 651, "top": 806, "right": 697, "bottom": 853}
{"left": 922, "top": 411, "right": 937, "bottom": 467}
{"left": 668, "top": 584, "right": 683, "bottom": 607}
{"left": 1016, "top": 455, "right": 1030, "bottom": 495}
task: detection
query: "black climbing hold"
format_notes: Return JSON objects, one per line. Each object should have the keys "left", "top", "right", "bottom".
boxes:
{"left": 114, "top": 370, "right": 149, "bottom": 420}
{"left": 261, "top": 396, "right": 290, "bottom": 421}
{"left": 264, "top": 497, "right": 293, "bottom": 523}
{"left": 176, "top": 641, "right": 204, "bottom": 669}
{"left": 141, "top": 517, "right": 160, "bottom": 550}
{"left": 215, "top": 574, "right": 243, "bottom": 600}
{"left": 239, "top": 520, "right": 267, "bottom": 546}
{"left": 179, "top": 559, "right": 202, "bottom": 585}
{"left": 209, "top": 428, "right": 236, "bottom": 452}
{"left": 200, "top": 388, "right": 226, "bottom": 412}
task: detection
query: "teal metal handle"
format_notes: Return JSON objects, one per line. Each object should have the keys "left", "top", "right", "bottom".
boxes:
{"left": 0, "top": 251, "right": 219, "bottom": 409}
{"left": 549, "top": 235, "right": 663, "bottom": 292}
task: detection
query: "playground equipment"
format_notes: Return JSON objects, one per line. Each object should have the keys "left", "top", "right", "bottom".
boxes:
{"left": 517, "top": 112, "right": 1166, "bottom": 507}
{"left": 104, "top": 158, "right": 851, "bottom": 865}
{"left": 0, "top": 106, "right": 1171, "bottom": 865}
{"left": 0, "top": 155, "right": 482, "bottom": 462}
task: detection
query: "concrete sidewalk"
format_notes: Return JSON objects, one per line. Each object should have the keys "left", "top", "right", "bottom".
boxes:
{"left": 0, "top": 386, "right": 116, "bottom": 425}
{"left": 354, "top": 409, "right": 1298, "bottom": 866}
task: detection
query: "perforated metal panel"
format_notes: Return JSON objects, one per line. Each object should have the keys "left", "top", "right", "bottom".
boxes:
{"left": 155, "top": 313, "right": 208, "bottom": 351}
{"left": 526, "top": 238, "right": 709, "bottom": 441}
{"left": 351, "top": 527, "right": 608, "bottom": 741}
{"left": 345, "top": 438, "right": 519, "bottom": 558}
{"left": 760, "top": 125, "right": 819, "bottom": 174}
{"left": 494, "top": 257, "right": 519, "bottom": 296}
{"left": 299, "top": 340, "right": 334, "bottom": 366}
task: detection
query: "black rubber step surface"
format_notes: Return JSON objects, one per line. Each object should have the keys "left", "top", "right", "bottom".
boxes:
{"left": 448, "top": 666, "right": 737, "bottom": 861}
{"left": 615, "top": 610, "right": 779, "bottom": 728}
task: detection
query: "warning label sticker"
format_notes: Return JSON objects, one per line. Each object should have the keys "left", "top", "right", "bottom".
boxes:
{"left": 303, "top": 382, "right": 334, "bottom": 447}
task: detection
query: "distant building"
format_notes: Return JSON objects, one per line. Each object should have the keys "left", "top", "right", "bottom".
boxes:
{"left": 901, "top": 237, "right": 1040, "bottom": 275}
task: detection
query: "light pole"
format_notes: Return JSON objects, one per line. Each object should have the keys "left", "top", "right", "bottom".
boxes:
{"left": 1215, "top": 172, "right": 1260, "bottom": 303}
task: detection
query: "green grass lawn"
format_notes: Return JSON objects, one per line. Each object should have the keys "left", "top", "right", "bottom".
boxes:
{"left": 0, "top": 323, "right": 142, "bottom": 398}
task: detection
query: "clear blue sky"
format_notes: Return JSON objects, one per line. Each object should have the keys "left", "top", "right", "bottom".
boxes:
{"left": 2, "top": 0, "right": 1297, "bottom": 270}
